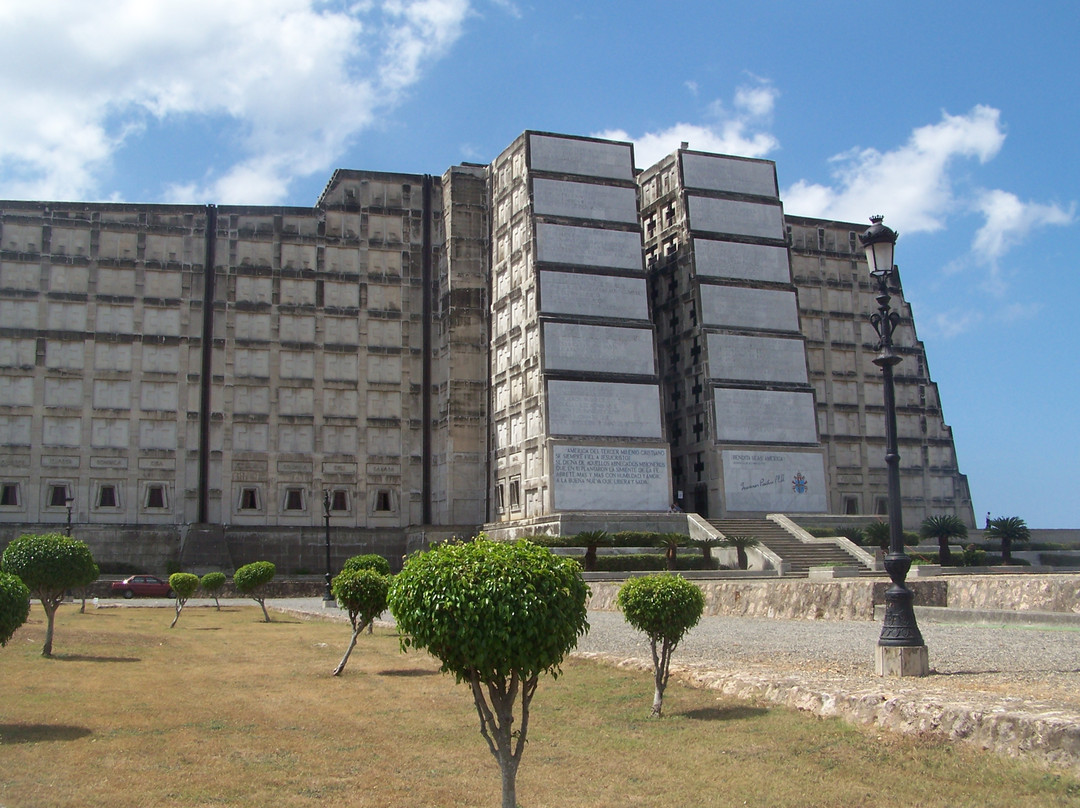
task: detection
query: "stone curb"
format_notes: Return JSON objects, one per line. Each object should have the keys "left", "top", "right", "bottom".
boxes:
{"left": 572, "top": 651, "right": 1080, "bottom": 776}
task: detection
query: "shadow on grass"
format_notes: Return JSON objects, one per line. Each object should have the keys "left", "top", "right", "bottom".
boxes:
{"left": 378, "top": 668, "right": 440, "bottom": 677}
{"left": 0, "top": 723, "right": 93, "bottom": 743}
{"left": 51, "top": 654, "right": 141, "bottom": 663}
{"left": 682, "top": 705, "right": 768, "bottom": 722}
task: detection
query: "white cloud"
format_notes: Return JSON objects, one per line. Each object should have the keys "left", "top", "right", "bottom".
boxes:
{"left": 594, "top": 79, "right": 780, "bottom": 170}
{"left": 972, "top": 189, "right": 1074, "bottom": 264}
{"left": 0, "top": 0, "right": 472, "bottom": 203}
{"left": 782, "top": 105, "right": 1006, "bottom": 232}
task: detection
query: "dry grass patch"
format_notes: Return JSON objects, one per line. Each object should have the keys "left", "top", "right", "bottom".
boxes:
{"left": 0, "top": 604, "right": 1077, "bottom": 808}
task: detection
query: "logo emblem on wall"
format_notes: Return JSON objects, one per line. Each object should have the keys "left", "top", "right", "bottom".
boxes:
{"left": 792, "top": 473, "right": 808, "bottom": 494}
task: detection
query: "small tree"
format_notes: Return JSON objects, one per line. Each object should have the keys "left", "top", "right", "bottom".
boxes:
{"left": 0, "top": 571, "right": 31, "bottom": 647}
{"left": 617, "top": 574, "right": 705, "bottom": 717}
{"left": 575, "top": 530, "right": 609, "bottom": 572}
{"left": 656, "top": 533, "right": 686, "bottom": 571}
{"left": 719, "top": 534, "right": 760, "bottom": 570}
{"left": 2, "top": 532, "right": 97, "bottom": 656}
{"left": 342, "top": 553, "right": 391, "bottom": 576}
{"left": 330, "top": 568, "right": 390, "bottom": 676}
{"left": 691, "top": 535, "right": 724, "bottom": 569}
{"left": 233, "top": 561, "right": 276, "bottom": 622}
{"left": 863, "top": 520, "right": 920, "bottom": 551}
{"left": 920, "top": 514, "right": 968, "bottom": 566}
{"left": 200, "top": 571, "right": 227, "bottom": 610}
{"left": 987, "top": 516, "right": 1031, "bottom": 565}
{"left": 168, "top": 572, "right": 200, "bottom": 628}
{"left": 388, "top": 538, "right": 589, "bottom": 808}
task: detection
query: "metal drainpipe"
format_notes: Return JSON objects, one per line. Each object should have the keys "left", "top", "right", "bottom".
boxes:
{"left": 197, "top": 205, "right": 217, "bottom": 524}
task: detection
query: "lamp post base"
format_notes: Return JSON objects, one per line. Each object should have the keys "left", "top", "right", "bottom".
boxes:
{"left": 875, "top": 644, "right": 929, "bottom": 677}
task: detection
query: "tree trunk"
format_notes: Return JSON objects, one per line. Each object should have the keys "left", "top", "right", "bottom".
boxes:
{"left": 584, "top": 544, "right": 597, "bottom": 572}
{"left": 256, "top": 597, "right": 271, "bottom": 622}
{"left": 938, "top": 537, "right": 953, "bottom": 566}
{"left": 1002, "top": 537, "right": 1012, "bottom": 565}
{"left": 736, "top": 546, "right": 748, "bottom": 570}
{"left": 665, "top": 546, "right": 677, "bottom": 571}
{"left": 500, "top": 760, "right": 518, "bottom": 808}
{"left": 333, "top": 620, "right": 369, "bottom": 676}
{"left": 42, "top": 602, "right": 56, "bottom": 657}
{"left": 170, "top": 601, "right": 184, "bottom": 628}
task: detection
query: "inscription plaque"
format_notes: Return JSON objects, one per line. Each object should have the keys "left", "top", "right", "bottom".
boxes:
{"left": 552, "top": 445, "right": 670, "bottom": 511}
{"left": 722, "top": 450, "right": 827, "bottom": 513}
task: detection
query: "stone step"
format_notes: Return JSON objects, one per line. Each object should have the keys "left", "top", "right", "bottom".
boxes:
{"left": 706, "top": 518, "right": 867, "bottom": 575}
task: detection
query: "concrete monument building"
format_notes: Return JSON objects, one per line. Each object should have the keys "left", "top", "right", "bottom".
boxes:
{"left": 0, "top": 130, "right": 973, "bottom": 571}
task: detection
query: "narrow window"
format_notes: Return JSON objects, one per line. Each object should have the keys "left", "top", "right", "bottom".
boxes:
{"left": 240, "top": 488, "right": 260, "bottom": 511}
{"left": 284, "top": 488, "right": 305, "bottom": 511}
{"left": 875, "top": 497, "right": 889, "bottom": 515}
{"left": 49, "top": 484, "right": 69, "bottom": 507}
{"left": 98, "top": 485, "right": 118, "bottom": 508}
{"left": 330, "top": 490, "right": 349, "bottom": 512}
{"left": 375, "top": 490, "right": 392, "bottom": 512}
{"left": 508, "top": 478, "right": 521, "bottom": 510}
{"left": 145, "top": 485, "right": 167, "bottom": 509}
{"left": 0, "top": 483, "right": 19, "bottom": 506}
{"left": 843, "top": 495, "right": 860, "bottom": 515}
{"left": 494, "top": 483, "right": 505, "bottom": 513}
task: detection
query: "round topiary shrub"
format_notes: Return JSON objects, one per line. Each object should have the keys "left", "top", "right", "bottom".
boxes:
{"left": 233, "top": 561, "right": 276, "bottom": 622}
{"left": 341, "top": 554, "right": 391, "bottom": 576}
{"left": 200, "top": 571, "right": 227, "bottom": 610}
{"left": 0, "top": 571, "right": 31, "bottom": 647}
{"left": 618, "top": 574, "right": 705, "bottom": 716}
{"left": 168, "top": 572, "right": 200, "bottom": 628}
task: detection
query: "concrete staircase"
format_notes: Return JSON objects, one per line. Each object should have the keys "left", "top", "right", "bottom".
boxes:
{"left": 707, "top": 518, "right": 866, "bottom": 576}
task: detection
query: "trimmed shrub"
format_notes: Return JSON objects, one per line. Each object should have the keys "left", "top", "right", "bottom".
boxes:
{"left": 330, "top": 568, "right": 390, "bottom": 675}
{"left": 341, "top": 554, "right": 391, "bottom": 576}
{"left": 618, "top": 574, "right": 705, "bottom": 717}
{"left": 0, "top": 571, "right": 31, "bottom": 647}
{"left": 200, "top": 572, "right": 227, "bottom": 610}
{"left": 168, "top": 572, "right": 200, "bottom": 628}
{"left": 233, "top": 561, "right": 276, "bottom": 622}
{"left": 2, "top": 532, "right": 97, "bottom": 656}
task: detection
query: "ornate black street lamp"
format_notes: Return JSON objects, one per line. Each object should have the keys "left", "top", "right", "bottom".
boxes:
{"left": 322, "top": 490, "right": 334, "bottom": 601}
{"left": 859, "top": 215, "right": 928, "bottom": 676}
{"left": 65, "top": 494, "right": 75, "bottom": 537}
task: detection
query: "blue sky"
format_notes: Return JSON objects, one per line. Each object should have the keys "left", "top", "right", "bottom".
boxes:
{"left": 1, "top": 1, "right": 1077, "bottom": 527}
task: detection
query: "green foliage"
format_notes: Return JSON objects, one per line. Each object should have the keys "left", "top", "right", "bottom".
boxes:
{"left": 2, "top": 532, "right": 98, "bottom": 594}
{"left": 617, "top": 574, "right": 705, "bottom": 717}
{"left": 719, "top": 534, "right": 760, "bottom": 570}
{"left": 593, "top": 554, "right": 721, "bottom": 572}
{"left": 200, "top": 571, "right": 227, "bottom": 611}
{"left": 331, "top": 568, "right": 391, "bottom": 675}
{"left": 921, "top": 514, "right": 968, "bottom": 566}
{"left": 862, "top": 521, "right": 919, "bottom": 549}
{"left": 617, "top": 574, "right": 705, "bottom": 649}
{"left": 389, "top": 538, "right": 589, "bottom": 683}
{"left": 987, "top": 516, "right": 1031, "bottom": 565}
{"left": 233, "top": 561, "right": 276, "bottom": 594}
{"left": 388, "top": 537, "right": 589, "bottom": 808}
{"left": 1, "top": 532, "right": 97, "bottom": 656}
{"left": 961, "top": 545, "right": 988, "bottom": 567}
{"left": 168, "top": 572, "right": 200, "bottom": 628}
{"left": 0, "top": 571, "right": 31, "bottom": 647}
{"left": 333, "top": 568, "right": 390, "bottom": 627}
{"left": 341, "top": 554, "right": 391, "bottom": 576}
{"left": 233, "top": 561, "right": 276, "bottom": 622}
{"left": 576, "top": 530, "right": 609, "bottom": 572}
{"left": 169, "top": 572, "right": 199, "bottom": 599}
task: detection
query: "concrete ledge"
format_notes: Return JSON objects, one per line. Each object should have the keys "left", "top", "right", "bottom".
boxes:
{"left": 807, "top": 566, "right": 861, "bottom": 580}
{"left": 877, "top": 604, "right": 1080, "bottom": 628}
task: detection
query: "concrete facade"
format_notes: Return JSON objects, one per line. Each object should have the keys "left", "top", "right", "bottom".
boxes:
{"left": 0, "top": 131, "right": 974, "bottom": 571}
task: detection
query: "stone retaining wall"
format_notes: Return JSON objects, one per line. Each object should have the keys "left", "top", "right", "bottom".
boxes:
{"left": 946, "top": 574, "right": 1080, "bottom": 614}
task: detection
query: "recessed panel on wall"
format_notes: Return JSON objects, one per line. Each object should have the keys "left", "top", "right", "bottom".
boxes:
{"left": 542, "top": 322, "right": 655, "bottom": 376}
{"left": 539, "top": 271, "right": 649, "bottom": 321}
{"left": 713, "top": 388, "right": 818, "bottom": 444}
{"left": 547, "top": 380, "right": 663, "bottom": 438}
{"left": 552, "top": 444, "right": 670, "bottom": 511}
{"left": 528, "top": 134, "right": 634, "bottom": 181}
{"left": 681, "top": 153, "right": 777, "bottom": 197}
{"left": 706, "top": 333, "right": 808, "bottom": 384}
{"left": 693, "top": 239, "right": 790, "bottom": 283}
{"left": 721, "top": 449, "right": 827, "bottom": 513}
{"left": 535, "top": 223, "right": 642, "bottom": 270}
{"left": 687, "top": 196, "right": 785, "bottom": 240}
{"left": 699, "top": 285, "right": 800, "bottom": 332}
{"left": 532, "top": 179, "right": 638, "bottom": 224}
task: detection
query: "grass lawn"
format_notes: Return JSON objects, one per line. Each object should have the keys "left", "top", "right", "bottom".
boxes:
{"left": 2, "top": 603, "right": 1079, "bottom": 807}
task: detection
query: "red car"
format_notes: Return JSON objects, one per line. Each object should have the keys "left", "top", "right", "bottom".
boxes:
{"left": 111, "top": 575, "right": 174, "bottom": 599}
